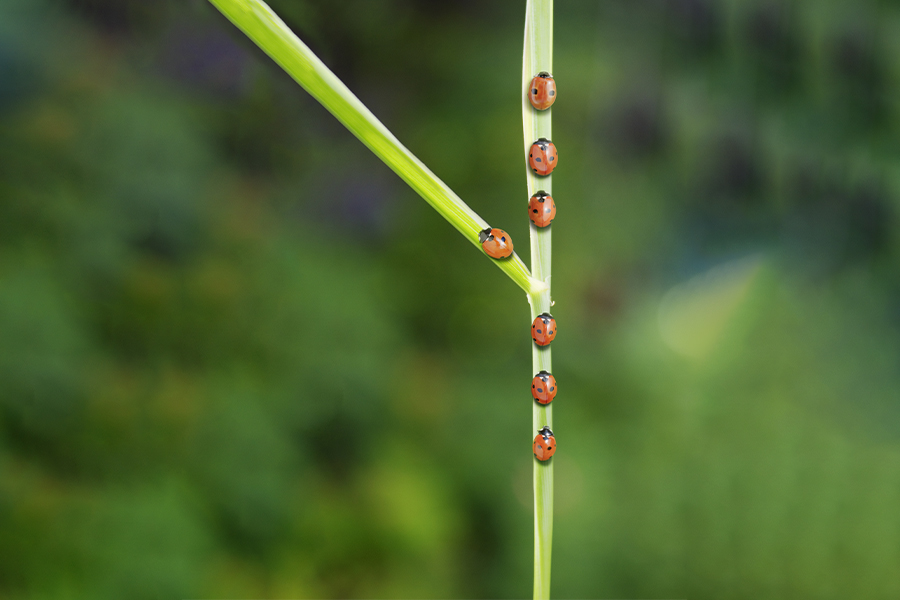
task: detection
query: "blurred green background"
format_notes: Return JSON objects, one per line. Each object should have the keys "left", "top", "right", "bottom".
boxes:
{"left": 2, "top": 0, "right": 900, "bottom": 598}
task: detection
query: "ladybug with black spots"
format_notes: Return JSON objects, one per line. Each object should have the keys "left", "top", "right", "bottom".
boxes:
{"left": 479, "top": 227, "right": 513, "bottom": 259}
{"left": 529, "top": 72, "right": 557, "bottom": 111}
{"left": 529, "top": 138, "right": 558, "bottom": 177}
{"left": 528, "top": 191, "right": 556, "bottom": 227}
{"left": 533, "top": 426, "right": 556, "bottom": 461}
{"left": 531, "top": 370, "right": 557, "bottom": 405}
{"left": 531, "top": 312, "right": 556, "bottom": 346}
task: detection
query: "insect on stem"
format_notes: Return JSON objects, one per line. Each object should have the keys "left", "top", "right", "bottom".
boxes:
{"left": 523, "top": 0, "right": 554, "bottom": 599}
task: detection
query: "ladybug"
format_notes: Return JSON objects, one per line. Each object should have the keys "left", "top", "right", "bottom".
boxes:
{"left": 529, "top": 138, "right": 558, "bottom": 177}
{"left": 531, "top": 370, "right": 557, "bottom": 405}
{"left": 531, "top": 313, "right": 556, "bottom": 346}
{"left": 528, "top": 191, "right": 556, "bottom": 228}
{"left": 529, "top": 72, "right": 557, "bottom": 110}
{"left": 479, "top": 227, "right": 513, "bottom": 259}
{"left": 533, "top": 426, "right": 556, "bottom": 461}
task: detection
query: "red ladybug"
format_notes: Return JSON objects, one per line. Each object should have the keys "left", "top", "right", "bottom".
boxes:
{"left": 533, "top": 426, "right": 556, "bottom": 461}
{"left": 529, "top": 72, "right": 556, "bottom": 110}
{"left": 528, "top": 191, "right": 556, "bottom": 227}
{"left": 479, "top": 227, "right": 513, "bottom": 259}
{"left": 531, "top": 313, "right": 556, "bottom": 346}
{"left": 531, "top": 370, "right": 557, "bottom": 405}
{"left": 529, "top": 138, "right": 557, "bottom": 177}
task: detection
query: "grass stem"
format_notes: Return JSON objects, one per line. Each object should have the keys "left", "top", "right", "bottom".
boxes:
{"left": 523, "top": 0, "right": 554, "bottom": 598}
{"left": 207, "top": 0, "right": 543, "bottom": 294}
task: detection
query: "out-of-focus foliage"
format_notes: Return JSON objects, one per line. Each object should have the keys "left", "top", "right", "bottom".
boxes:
{"left": 1, "top": 0, "right": 900, "bottom": 598}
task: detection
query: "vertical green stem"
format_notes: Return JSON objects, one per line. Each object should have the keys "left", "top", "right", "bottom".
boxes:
{"left": 530, "top": 285, "right": 553, "bottom": 600}
{"left": 523, "top": 0, "right": 553, "bottom": 598}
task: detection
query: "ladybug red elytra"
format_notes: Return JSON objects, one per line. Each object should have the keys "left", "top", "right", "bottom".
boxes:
{"left": 528, "top": 191, "right": 556, "bottom": 227}
{"left": 533, "top": 426, "right": 556, "bottom": 461}
{"left": 531, "top": 370, "right": 557, "bottom": 405}
{"left": 529, "top": 72, "right": 556, "bottom": 110}
{"left": 479, "top": 227, "right": 513, "bottom": 259}
{"left": 529, "top": 138, "right": 557, "bottom": 177}
{"left": 531, "top": 312, "right": 556, "bottom": 346}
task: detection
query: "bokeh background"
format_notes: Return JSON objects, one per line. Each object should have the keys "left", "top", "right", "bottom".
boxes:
{"left": 2, "top": 0, "right": 900, "bottom": 598}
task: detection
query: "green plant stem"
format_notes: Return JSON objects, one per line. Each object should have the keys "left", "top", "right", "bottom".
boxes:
{"left": 207, "top": 0, "right": 545, "bottom": 295}
{"left": 523, "top": 0, "right": 553, "bottom": 598}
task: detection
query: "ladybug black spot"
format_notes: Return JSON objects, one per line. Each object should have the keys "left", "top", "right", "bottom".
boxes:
{"left": 550, "top": 156, "right": 554, "bottom": 161}
{"left": 533, "top": 209, "right": 538, "bottom": 213}
{"left": 535, "top": 157, "right": 542, "bottom": 162}
{"left": 545, "top": 208, "right": 551, "bottom": 213}
{"left": 549, "top": 90, "right": 555, "bottom": 96}
{"left": 549, "top": 387, "right": 554, "bottom": 391}
{"left": 532, "top": 88, "right": 538, "bottom": 94}
{"left": 537, "top": 388, "right": 543, "bottom": 393}
{"left": 537, "top": 329, "right": 542, "bottom": 334}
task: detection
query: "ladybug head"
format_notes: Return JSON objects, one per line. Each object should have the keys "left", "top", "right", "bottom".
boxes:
{"left": 536, "top": 370, "right": 551, "bottom": 381}
{"left": 537, "top": 425, "right": 554, "bottom": 439}
{"left": 537, "top": 71, "right": 552, "bottom": 78}
{"left": 533, "top": 190, "right": 549, "bottom": 202}
{"left": 535, "top": 138, "right": 552, "bottom": 149}
{"left": 537, "top": 312, "right": 553, "bottom": 324}
{"left": 478, "top": 227, "right": 494, "bottom": 244}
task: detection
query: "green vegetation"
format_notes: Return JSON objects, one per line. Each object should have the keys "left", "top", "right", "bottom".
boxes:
{"left": 208, "top": 0, "right": 541, "bottom": 295}
{"left": 205, "top": 0, "right": 557, "bottom": 595}
{"left": 522, "top": 1, "right": 554, "bottom": 598}
{"left": 2, "top": 0, "right": 900, "bottom": 598}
